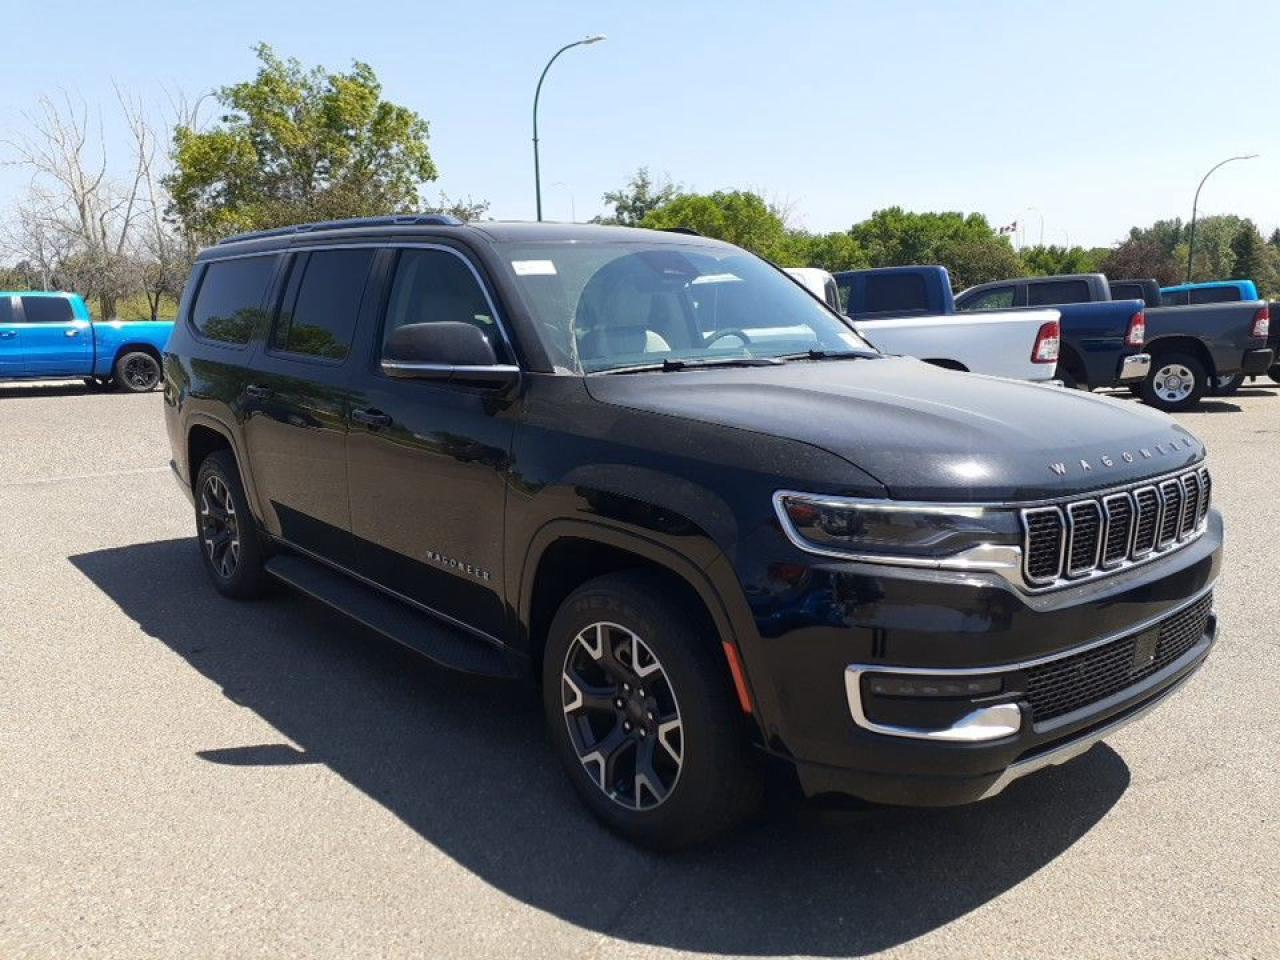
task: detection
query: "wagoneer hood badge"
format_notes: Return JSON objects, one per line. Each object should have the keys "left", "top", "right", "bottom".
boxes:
{"left": 1049, "top": 436, "right": 1197, "bottom": 477}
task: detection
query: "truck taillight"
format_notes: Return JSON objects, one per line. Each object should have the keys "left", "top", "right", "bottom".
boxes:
{"left": 1125, "top": 311, "right": 1146, "bottom": 347}
{"left": 1251, "top": 305, "right": 1270, "bottom": 338}
{"left": 1031, "top": 320, "right": 1060, "bottom": 363}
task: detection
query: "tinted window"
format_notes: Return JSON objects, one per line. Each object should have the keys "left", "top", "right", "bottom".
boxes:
{"left": 1109, "top": 282, "right": 1144, "bottom": 301}
{"left": 961, "top": 287, "right": 1015, "bottom": 311}
{"left": 1028, "top": 280, "right": 1091, "bottom": 306}
{"left": 271, "top": 249, "right": 373, "bottom": 360}
{"left": 864, "top": 274, "right": 929, "bottom": 313}
{"left": 1161, "top": 290, "right": 1190, "bottom": 307}
{"left": 382, "top": 249, "right": 504, "bottom": 361}
{"left": 21, "top": 296, "right": 74, "bottom": 324}
{"left": 190, "top": 256, "right": 277, "bottom": 345}
{"left": 1190, "top": 286, "right": 1239, "bottom": 304}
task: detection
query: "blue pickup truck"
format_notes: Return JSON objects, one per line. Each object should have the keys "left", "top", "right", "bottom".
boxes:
{"left": 0, "top": 292, "right": 172, "bottom": 392}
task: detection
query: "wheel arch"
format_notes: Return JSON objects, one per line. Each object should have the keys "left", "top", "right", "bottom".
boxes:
{"left": 113, "top": 341, "right": 163, "bottom": 368}
{"left": 183, "top": 415, "right": 265, "bottom": 523}
{"left": 1145, "top": 336, "right": 1216, "bottom": 377}
{"left": 518, "top": 520, "right": 756, "bottom": 712}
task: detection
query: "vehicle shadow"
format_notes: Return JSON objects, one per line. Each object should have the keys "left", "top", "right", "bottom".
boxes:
{"left": 69, "top": 538, "right": 1131, "bottom": 957}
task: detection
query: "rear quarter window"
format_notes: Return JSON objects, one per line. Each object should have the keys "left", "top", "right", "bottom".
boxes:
{"left": 189, "top": 256, "right": 279, "bottom": 345}
{"left": 20, "top": 296, "right": 74, "bottom": 324}
{"left": 1028, "top": 280, "right": 1091, "bottom": 306}
{"left": 1190, "top": 286, "right": 1239, "bottom": 304}
{"left": 864, "top": 274, "right": 929, "bottom": 313}
{"left": 960, "top": 286, "right": 1015, "bottom": 311}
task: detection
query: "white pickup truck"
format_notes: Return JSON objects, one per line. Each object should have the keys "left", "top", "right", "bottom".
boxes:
{"left": 785, "top": 266, "right": 1061, "bottom": 383}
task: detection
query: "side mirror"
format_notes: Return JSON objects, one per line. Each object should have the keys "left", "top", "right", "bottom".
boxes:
{"left": 381, "top": 321, "right": 519, "bottom": 386}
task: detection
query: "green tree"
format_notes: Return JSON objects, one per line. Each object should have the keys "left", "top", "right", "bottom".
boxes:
{"left": 166, "top": 44, "right": 438, "bottom": 240}
{"left": 1268, "top": 228, "right": 1280, "bottom": 248}
{"left": 1098, "top": 237, "right": 1182, "bottom": 285}
{"left": 1230, "top": 220, "right": 1266, "bottom": 281}
{"left": 846, "top": 207, "right": 1023, "bottom": 288}
{"left": 641, "top": 190, "right": 792, "bottom": 261}
{"left": 784, "top": 230, "right": 869, "bottom": 272}
{"left": 595, "top": 167, "right": 681, "bottom": 226}
{"left": 1020, "top": 244, "right": 1106, "bottom": 276}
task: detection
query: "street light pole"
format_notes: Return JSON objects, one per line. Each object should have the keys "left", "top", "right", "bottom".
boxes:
{"left": 533, "top": 34, "right": 605, "bottom": 222}
{"left": 1186, "top": 154, "right": 1258, "bottom": 282}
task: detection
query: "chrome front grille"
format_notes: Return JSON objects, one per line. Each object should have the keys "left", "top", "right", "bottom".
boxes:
{"left": 1021, "top": 466, "right": 1210, "bottom": 589}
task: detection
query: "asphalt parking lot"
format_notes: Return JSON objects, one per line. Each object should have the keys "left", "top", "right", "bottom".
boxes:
{"left": 1, "top": 379, "right": 1277, "bottom": 960}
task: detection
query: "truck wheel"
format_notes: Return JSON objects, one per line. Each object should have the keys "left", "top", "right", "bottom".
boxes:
{"left": 1210, "top": 374, "right": 1245, "bottom": 397}
{"left": 114, "top": 351, "right": 161, "bottom": 392}
{"left": 1141, "top": 353, "right": 1207, "bottom": 412}
{"left": 542, "top": 571, "right": 763, "bottom": 849}
{"left": 194, "top": 450, "right": 269, "bottom": 600}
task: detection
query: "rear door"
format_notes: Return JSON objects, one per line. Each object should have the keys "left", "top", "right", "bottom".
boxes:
{"left": 18, "top": 295, "right": 92, "bottom": 375}
{"left": 0, "top": 296, "right": 19, "bottom": 375}
{"left": 239, "top": 247, "right": 375, "bottom": 567}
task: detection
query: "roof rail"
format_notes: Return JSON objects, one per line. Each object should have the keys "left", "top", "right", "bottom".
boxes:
{"left": 217, "top": 213, "right": 463, "bottom": 245}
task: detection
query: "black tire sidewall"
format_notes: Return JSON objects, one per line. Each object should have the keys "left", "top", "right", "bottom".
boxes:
{"left": 194, "top": 450, "right": 268, "bottom": 599}
{"left": 541, "top": 573, "right": 760, "bottom": 849}
{"left": 114, "top": 351, "right": 161, "bottom": 392}
{"left": 1141, "top": 352, "right": 1207, "bottom": 412}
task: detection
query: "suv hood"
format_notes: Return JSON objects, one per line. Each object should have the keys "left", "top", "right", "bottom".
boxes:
{"left": 585, "top": 357, "right": 1205, "bottom": 501}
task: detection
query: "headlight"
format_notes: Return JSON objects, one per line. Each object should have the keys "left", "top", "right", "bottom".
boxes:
{"left": 774, "top": 491, "right": 1021, "bottom": 562}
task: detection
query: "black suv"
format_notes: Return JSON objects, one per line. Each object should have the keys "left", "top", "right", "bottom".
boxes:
{"left": 163, "top": 216, "right": 1222, "bottom": 849}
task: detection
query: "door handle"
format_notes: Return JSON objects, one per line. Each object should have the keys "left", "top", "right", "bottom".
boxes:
{"left": 65, "top": 328, "right": 82, "bottom": 338}
{"left": 245, "top": 384, "right": 272, "bottom": 399}
{"left": 351, "top": 408, "right": 392, "bottom": 428}
{"left": 0, "top": 331, "right": 16, "bottom": 339}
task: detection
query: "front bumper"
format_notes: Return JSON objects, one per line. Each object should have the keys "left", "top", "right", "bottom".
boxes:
{"left": 743, "top": 510, "right": 1223, "bottom": 807}
{"left": 1117, "top": 352, "right": 1151, "bottom": 382}
{"left": 1241, "top": 348, "right": 1274, "bottom": 375}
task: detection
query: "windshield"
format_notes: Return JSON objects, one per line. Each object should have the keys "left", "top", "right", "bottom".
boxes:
{"left": 494, "top": 240, "right": 875, "bottom": 373}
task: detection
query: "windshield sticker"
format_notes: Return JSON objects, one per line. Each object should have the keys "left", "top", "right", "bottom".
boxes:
{"left": 512, "top": 259, "right": 557, "bottom": 276}
{"left": 690, "top": 272, "right": 743, "bottom": 285}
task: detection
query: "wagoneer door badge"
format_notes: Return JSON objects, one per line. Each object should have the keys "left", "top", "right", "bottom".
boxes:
{"left": 1049, "top": 436, "right": 1196, "bottom": 476}
{"left": 423, "top": 549, "right": 492, "bottom": 582}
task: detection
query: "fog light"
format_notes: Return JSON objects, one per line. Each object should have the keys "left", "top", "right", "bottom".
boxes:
{"left": 866, "top": 675, "right": 1003, "bottom": 698}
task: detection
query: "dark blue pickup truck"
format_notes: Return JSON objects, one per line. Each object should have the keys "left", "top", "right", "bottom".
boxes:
{"left": 958, "top": 274, "right": 1272, "bottom": 410}
{"left": 833, "top": 266, "right": 1150, "bottom": 391}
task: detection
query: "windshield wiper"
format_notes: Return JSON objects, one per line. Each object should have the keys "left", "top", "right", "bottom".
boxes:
{"left": 600, "top": 356, "right": 786, "bottom": 375}
{"left": 777, "top": 348, "right": 880, "bottom": 362}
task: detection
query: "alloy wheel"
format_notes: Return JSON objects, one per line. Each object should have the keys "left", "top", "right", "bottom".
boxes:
{"left": 124, "top": 355, "right": 159, "bottom": 390}
{"left": 199, "top": 475, "right": 241, "bottom": 579}
{"left": 561, "top": 621, "right": 684, "bottom": 810}
{"left": 1152, "top": 363, "right": 1195, "bottom": 404}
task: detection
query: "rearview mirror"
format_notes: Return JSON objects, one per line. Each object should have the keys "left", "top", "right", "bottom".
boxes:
{"left": 381, "top": 322, "right": 519, "bottom": 386}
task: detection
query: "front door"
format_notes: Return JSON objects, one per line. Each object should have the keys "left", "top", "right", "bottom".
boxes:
{"left": 239, "top": 248, "right": 375, "bottom": 568}
{"left": 18, "top": 295, "right": 92, "bottom": 376}
{"left": 0, "top": 296, "right": 19, "bottom": 375}
{"left": 346, "top": 246, "right": 517, "bottom": 639}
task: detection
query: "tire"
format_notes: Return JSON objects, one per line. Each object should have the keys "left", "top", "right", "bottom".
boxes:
{"left": 114, "top": 350, "right": 161, "bottom": 392}
{"left": 1210, "top": 373, "right": 1245, "bottom": 397}
{"left": 194, "top": 449, "right": 269, "bottom": 600}
{"left": 542, "top": 571, "right": 763, "bottom": 850}
{"left": 1058, "top": 367, "right": 1084, "bottom": 390}
{"left": 1141, "top": 352, "right": 1207, "bottom": 412}
{"left": 1269, "top": 365, "right": 1280, "bottom": 385}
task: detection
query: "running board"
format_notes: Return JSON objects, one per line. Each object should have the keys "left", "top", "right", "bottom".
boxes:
{"left": 264, "top": 553, "right": 518, "bottom": 678}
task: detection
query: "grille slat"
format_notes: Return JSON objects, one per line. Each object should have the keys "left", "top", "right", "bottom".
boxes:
{"left": 1024, "top": 593, "right": 1213, "bottom": 722}
{"left": 1022, "top": 467, "right": 1209, "bottom": 589}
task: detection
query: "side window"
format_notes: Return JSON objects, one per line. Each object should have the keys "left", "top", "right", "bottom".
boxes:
{"left": 20, "top": 296, "right": 74, "bottom": 324}
{"left": 381, "top": 248, "right": 505, "bottom": 362}
{"left": 864, "top": 274, "right": 929, "bottom": 313}
{"left": 0, "top": 297, "right": 12, "bottom": 324}
{"left": 1190, "top": 286, "right": 1238, "bottom": 304}
{"left": 1028, "top": 280, "right": 1090, "bottom": 305}
{"left": 961, "top": 286, "right": 1015, "bottom": 311}
{"left": 190, "top": 256, "right": 278, "bottom": 345}
{"left": 1161, "top": 290, "right": 1190, "bottom": 307}
{"left": 835, "top": 277, "right": 852, "bottom": 313}
{"left": 271, "top": 249, "right": 373, "bottom": 361}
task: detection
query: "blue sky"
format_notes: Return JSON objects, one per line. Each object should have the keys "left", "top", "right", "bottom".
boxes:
{"left": 2, "top": 0, "right": 1277, "bottom": 247}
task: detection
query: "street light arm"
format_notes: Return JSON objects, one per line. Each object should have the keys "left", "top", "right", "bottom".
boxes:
{"left": 1186, "top": 153, "right": 1259, "bottom": 282}
{"left": 532, "top": 36, "right": 605, "bottom": 222}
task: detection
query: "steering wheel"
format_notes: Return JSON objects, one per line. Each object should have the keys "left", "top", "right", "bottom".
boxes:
{"left": 704, "top": 328, "right": 753, "bottom": 349}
